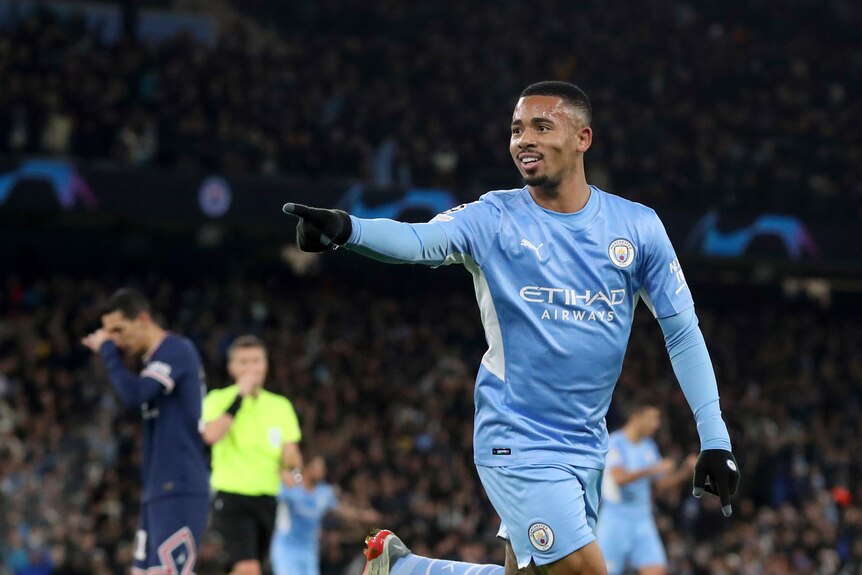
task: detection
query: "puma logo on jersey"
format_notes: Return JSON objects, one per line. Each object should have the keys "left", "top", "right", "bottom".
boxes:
{"left": 520, "top": 239, "right": 544, "bottom": 260}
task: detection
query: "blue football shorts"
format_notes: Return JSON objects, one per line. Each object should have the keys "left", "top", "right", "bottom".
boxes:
{"left": 132, "top": 493, "right": 209, "bottom": 575}
{"left": 477, "top": 463, "right": 602, "bottom": 569}
{"left": 596, "top": 508, "right": 667, "bottom": 574}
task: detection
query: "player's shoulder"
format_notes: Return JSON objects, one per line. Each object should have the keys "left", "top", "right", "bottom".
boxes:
{"left": 431, "top": 188, "right": 520, "bottom": 223}
{"left": 320, "top": 483, "right": 338, "bottom": 503}
{"left": 595, "top": 187, "right": 660, "bottom": 222}
{"left": 158, "top": 333, "right": 200, "bottom": 361}
{"left": 478, "top": 187, "right": 525, "bottom": 206}
{"left": 319, "top": 482, "right": 335, "bottom": 495}
{"left": 608, "top": 429, "right": 627, "bottom": 445}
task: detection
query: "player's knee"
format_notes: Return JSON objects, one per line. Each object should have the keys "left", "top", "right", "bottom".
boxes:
{"left": 542, "top": 541, "right": 607, "bottom": 575}
{"left": 231, "top": 559, "right": 262, "bottom": 575}
{"left": 638, "top": 566, "right": 666, "bottom": 575}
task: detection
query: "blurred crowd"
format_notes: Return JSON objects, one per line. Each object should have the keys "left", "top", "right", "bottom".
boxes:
{"left": 0, "top": 270, "right": 860, "bottom": 575}
{"left": 2, "top": 0, "right": 861, "bottom": 219}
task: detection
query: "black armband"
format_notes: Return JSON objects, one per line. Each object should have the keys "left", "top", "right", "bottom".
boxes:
{"left": 225, "top": 395, "right": 243, "bottom": 417}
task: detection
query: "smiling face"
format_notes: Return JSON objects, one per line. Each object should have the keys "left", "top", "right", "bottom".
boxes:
{"left": 509, "top": 95, "right": 592, "bottom": 191}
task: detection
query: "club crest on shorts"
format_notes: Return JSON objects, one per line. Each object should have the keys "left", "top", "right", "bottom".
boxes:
{"left": 528, "top": 522, "right": 554, "bottom": 551}
{"left": 608, "top": 239, "right": 635, "bottom": 268}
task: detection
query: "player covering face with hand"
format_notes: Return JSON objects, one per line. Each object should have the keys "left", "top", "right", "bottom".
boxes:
{"left": 82, "top": 288, "right": 210, "bottom": 575}
{"left": 283, "top": 81, "right": 739, "bottom": 575}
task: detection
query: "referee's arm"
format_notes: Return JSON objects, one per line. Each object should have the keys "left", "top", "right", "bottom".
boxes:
{"left": 279, "top": 398, "right": 304, "bottom": 484}
{"left": 280, "top": 442, "right": 303, "bottom": 485}
{"left": 201, "top": 375, "right": 257, "bottom": 445}
{"left": 202, "top": 413, "right": 233, "bottom": 445}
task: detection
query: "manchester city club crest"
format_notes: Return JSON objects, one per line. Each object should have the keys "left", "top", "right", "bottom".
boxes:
{"left": 608, "top": 238, "right": 635, "bottom": 269}
{"left": 528, "top": 522, "right": 555, "bottom": 551}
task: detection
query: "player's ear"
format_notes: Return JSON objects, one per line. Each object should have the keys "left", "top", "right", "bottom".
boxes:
{"left": 577, "top": 126, "right": 592, "bottom": 153}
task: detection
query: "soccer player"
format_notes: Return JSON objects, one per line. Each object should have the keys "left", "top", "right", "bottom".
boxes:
{"left": 81, "top": 288, "right": 210, "bottom": 575}
{"left": 597, "top": 404, "right": 697, "bottom": 575}
{"left": 283, "top": 81, "right": 740, "bottom": 575}
{"left": 202, "top": 335, "right": 303, "bottom": 575}
{"left": 270, "top": 455, "right": 382, "bottom": 575}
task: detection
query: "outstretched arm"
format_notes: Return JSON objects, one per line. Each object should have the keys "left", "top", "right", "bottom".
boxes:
{"left": 283, "top": 202, "right": 495, "bottom": 266}
{"left": 346, "top": 217, "right": 451, "bottom": 265}
{"left": 282, "top": 203, "right": 452, "bottom": 265}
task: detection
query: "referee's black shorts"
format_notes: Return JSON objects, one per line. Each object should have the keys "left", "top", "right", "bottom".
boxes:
{"left": 210, "top": 491, "right": 277, "bottom": 566}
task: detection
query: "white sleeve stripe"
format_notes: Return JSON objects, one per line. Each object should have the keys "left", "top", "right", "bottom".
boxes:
{"left": 140, "top": 369, "right": 175, "bottom": 391}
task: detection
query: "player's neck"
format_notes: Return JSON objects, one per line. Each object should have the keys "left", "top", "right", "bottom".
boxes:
{"left": 623, "top": 424, "right": 643, "bottom": 443}
{"left": 142, "top": 325, "right": 167, "bottom": 358}
{"left": 528, "top": 175, "right": 590, "bottom": 214}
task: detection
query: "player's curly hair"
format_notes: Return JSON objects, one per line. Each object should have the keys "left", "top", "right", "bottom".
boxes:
{"left": 521, "top": 81, "right": 592, "bottom": 126}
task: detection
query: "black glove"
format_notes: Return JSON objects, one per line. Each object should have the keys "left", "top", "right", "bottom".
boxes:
{"left": 282, "top": 203, "right": 352, "bottom": 253}
{"left": 693, "top": 449, "right": 740, "bottom": 517}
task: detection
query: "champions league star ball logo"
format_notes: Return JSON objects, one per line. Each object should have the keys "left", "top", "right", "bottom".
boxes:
{"left": 608, "top": 239, "right": 635, "bottom": 269}
{"left": 528, "top": 523, "right": 555, "bottom": 551}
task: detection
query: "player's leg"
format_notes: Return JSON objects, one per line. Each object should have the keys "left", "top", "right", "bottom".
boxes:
{"left": 268, "top": 534, "right": 298, "bottom": 575}
{"left": 211, "top": 491, "right": 262, "bottom": 575}
{"left": 136, "top": 494, "right": 209, "bottom": 575}
{"left": 302, "top": 555, "right": 318, "bottom": 575}
{"left": 594, "top": 509, "right": 633, "bottom": 575}
{"left": 362, "top": 529, "right": 503, "bottom": 575}
{"left": 630, "top": 518, "right": 667, "bottom": 575}
{"left": 131, "top": 502, "right": 151, "bottom": 575}
{"left": 478, "top": 465, "right": 606, "bottom": 575}
{"left": 232, "top": 558, "right": 263, "bottom": 575}
{"left": 504, "top": 539, "right": 606, "bottom": 575}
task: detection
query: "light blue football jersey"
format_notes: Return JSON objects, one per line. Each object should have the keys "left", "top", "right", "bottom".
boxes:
{"left": 273, "top": 482, "right": 337, "bottom": 555}
{"left": 601, "top": 430, "right": 661, "bottom": 515}
{"left": 427, "top": 186, "right": 693, "bottom": 468}
{"left": 272, "top": 483, "right": 338, "bottom": 567}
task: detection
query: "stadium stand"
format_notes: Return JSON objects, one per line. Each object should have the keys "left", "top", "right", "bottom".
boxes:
{"left": 1, "top": 0, "right": 861, "bottom": 218}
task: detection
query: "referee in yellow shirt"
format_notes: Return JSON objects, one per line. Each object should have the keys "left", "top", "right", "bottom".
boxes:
{"left": 202, "top": 335, "right": 303, "bottom": 575}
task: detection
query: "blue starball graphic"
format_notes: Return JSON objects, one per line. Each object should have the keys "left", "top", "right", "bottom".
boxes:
{"left": 685, "top": 211, "right": 819, "bottom": 261}
{"left": 336, "top": 184, "right": 458, "bottom": 222}
{"left": 0, "top": 160, "right": 97, "bottom": 209}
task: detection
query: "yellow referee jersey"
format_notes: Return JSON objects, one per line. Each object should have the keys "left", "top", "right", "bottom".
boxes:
{"left": 203, "top": 385, "right": 301, "bottom": 496}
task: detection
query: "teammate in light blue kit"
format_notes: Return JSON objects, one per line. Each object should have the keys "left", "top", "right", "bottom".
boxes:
{"left": 270, "top": 455, "right": 381, "bottom": 575}
{"left": 597, "top": 405, "right": 696, "bottom": 575}
{"left": 284, "top": 81, "right": 740, "bottom": 575}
